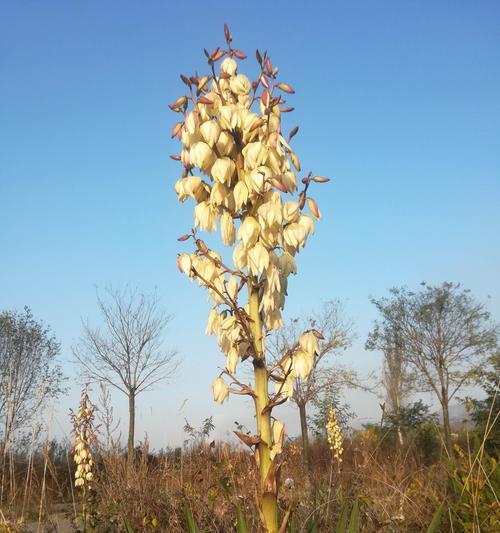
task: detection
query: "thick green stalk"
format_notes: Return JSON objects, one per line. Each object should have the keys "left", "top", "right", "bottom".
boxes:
{"left": 249, "top": 284, "right": 278, "bottom": 533}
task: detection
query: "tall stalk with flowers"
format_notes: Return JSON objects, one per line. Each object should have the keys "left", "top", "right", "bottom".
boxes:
{"left": 171, "top": 25, "right": 329, "bottom": 532}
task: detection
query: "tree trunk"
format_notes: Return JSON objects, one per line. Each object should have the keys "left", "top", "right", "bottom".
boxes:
{"left": 298, "top": 402, "right": 310, "bottom": 470}
{"left": 249, "top": 286, "right": 278, "bottom": 533}
{"left": 441, "top": 397, "right": 452, "bottom": 454}
{"left": 128, "top": 389, "right": 135, "bottom": 463}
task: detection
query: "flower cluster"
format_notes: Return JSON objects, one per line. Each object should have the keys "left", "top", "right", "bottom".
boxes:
{"left": 172, "top": 32, "right": 328, "bottom": 407}
{"left": 70, "top": 386, "right": 97, "bottom": 489}
{"left": 326, "top": 405, "right": 343, "bottom": 463}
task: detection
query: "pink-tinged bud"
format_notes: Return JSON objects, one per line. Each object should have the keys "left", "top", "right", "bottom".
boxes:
{"left": 198, "top": 95, "right": 213, "bottom": 105}
{"left": 301, "top": 177, "right": 310, "bottom": 184}
{"left": 251, "top": 80, "right": 259, "bottom": 90}
{"left": 313, "top": 176, "right": 330, "bottom": 183}
{"left": 271, "top": 177, "right": 287, "bottom": 193}
{"left": 168, "top": 96, "right": 187, "bottom": 111}
{"left": 289, "top": 126, "right": 299, "bottom": 140}
{"left": 290, "top": 152, "right": 301, "bottom": 171}
{"left": 223, "top": 23, "right": 231, "bottom": 42}
{"left": 177, "top": 233, "right": 191, "bottom": 242}
{"left": 211, "top": 49, "right": 226, "bottom": 62}
{"left": 307, "top": 198, "right": 321, "bottom": 220}
{"left": 233, "top": 49, "right": 247, "bottom": 59}
{"left": 265, "top": 58, "right": 272, "bottom": 75}
{"left": 180, "top": 74, "right": 191, "bottom": 87}
{"left": 280, "top": 106, "right": 295, "bottom": 113}
{"left": 312, "top": 329, "right": 325, "bottom": 340}
{"left": 171, "top": 122, "right": 183, "bottom": 138}
{"left": 256, "top": 49, "right": 262, "bottom": 64}
{"left": 197, "top": 75, "right": 210, "bottom": 93}
{"left": 277, "top": 82, "right": 295, "bottom": 94}
{"left": 260, "top": 75, "right": 269, "bottom": 89}
{"left": 170, "top": 154, "right": 181, "bottom": 161}
{"left": 260, "top": 89, "right": 270, "bottom": 107}
{"left": 212, "top": 377, "right": 229, "bottom": 404}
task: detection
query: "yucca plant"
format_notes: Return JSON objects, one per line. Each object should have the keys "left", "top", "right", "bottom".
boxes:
{"left": 170, "top": 24, "right": 329, "bottom": 533}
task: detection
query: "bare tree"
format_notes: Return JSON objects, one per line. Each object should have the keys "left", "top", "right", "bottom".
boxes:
{"left": 0, "top": 307, "right": 64, "bottom": 450}
{"left": 73, "top": 287, "right": 178, "bottom": 460}
{"left": 268, "top": 301, "right": 354, "bottom": 469}
{"left": 366, "top": 311, "right": 414, "bottom": 445}
{"left": 370, "top": 282, "right": 498, "bottom": 452}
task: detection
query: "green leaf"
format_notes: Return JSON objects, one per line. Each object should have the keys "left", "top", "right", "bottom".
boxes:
{"left": 236, "top": 503, "right": 249, "bottom": 533}
{"left": 347, "top": 499, "right": 359, "bottom": 533}
{"left": 122, "top": 517, "right": 134, "bottom": 533}
{"left": 426, "top": 502, "right": 445, "bottom": 533}
{"left": 308, "top": 515, "right": 318, "bottom": 533}
{"left": 185, "top": 505, "right": 199, "bottom": 533}
{"left": 335, "top": 502, "right": 349, "bottom": 533}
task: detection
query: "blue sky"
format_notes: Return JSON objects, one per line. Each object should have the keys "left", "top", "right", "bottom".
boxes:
{"left": 1, "top": 1, "right": 499, "bottom": 447}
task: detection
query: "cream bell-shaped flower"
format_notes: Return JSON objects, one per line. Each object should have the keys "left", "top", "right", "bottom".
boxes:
{"left": 275, "top": 375, "right": 295, "bottom": 398}
{"left": 210, "top": 182, "right": 227, "bottom": 206}
{"left": 299, "top": 331, "right": 320, "bottom": 356}
{"left": 293, "top": 350, "right": 314, "bottom": 380}
{"left": 177, "top": 253, "right": 193, "bottom": 277}
{"left": 221, "top": 56, "right": 238, "bottom": 76}
{"left": 194, "top": 201, "right": 217, "bottom": 232}
{"left": 283, "top": 201, "right": 300, "bottom": 223}
{"left": 283, "top": 223, "right": 307, "bottom": 251}
{"left": 205, "top": 308, "right": 220, "bottom": 335}
{"left": 298, "top": 214, "right": 315, "bottom": 236}
{"left": 279, "top": 252, "right": 297, "bottom": 277}
{"left": 200, "top": 120, "right": 221, "bottom": 148}
{"left": 226, "top": 275, "right": 239, "bottom": 301}
{"left": 216, "top": 131, "right": 235, "bottom": 157}
{"left": 281, "top": 171, "right": 298, "bottom": 192}
{"left": 219, "top": 105, "right": 239, "bottom": 131}
{"left": 233, "top": 181, "right": 249, "bottom": 210}
{"left": 190, "top": 141, "right": 215, "bottom": 172}
{"left": 242, "top": 141, "right": 269, "bottom": 170}
{"left": 212, "top": 377, "right": 229, "bottom": 404}
{"left": 226, "top": 348, "right": 239, "bottom": 374}
{"left": 232, "top": 241, "right": 247, "bottom": 270}
{"left": 211, "top": 157, "right": 235, "bottom": 185}
{"left": 221, "top": 212, "right": 235, "bottom": 246}
{"left": 237, "top": 216, "right": 260, "bottom": 247}
{"left": 247, "top": 242, "right": 270, "bottom": 276}
{"left": 229, "top": 74, "right": 251, "bottom": 95}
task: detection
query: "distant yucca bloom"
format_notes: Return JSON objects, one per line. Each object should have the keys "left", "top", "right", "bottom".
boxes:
{"left": 326, "top": 405, "right": 343, "bottom": 462}
{"left": 70, "top": 385, "right": 97, "bottom": 489}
